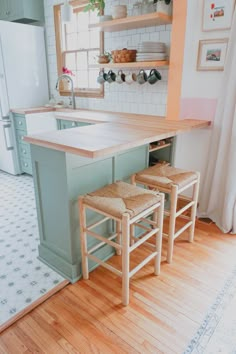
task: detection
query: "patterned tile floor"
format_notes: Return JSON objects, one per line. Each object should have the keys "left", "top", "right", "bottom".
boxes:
{"left": 0, "top": 171, "right": 66, "bottom": 329}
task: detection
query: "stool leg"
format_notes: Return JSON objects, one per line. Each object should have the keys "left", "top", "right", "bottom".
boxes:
{"left": 130, "top": 224, "right": 135, "bottom": 246}
{"left": 116, "top": 221, "right": 121, "bottom": 256}
{"left": 189, "top": 174, "right": 200, "bottom": 243}
{"left": 154, "top": 193, "right": 164, "bottom": 275}
{"left": 167, "top": 185, "right": 178, "bottom": 264}
{"left": 122, "top": 214, "right": 130, "bottom": 306}
{"left": 79, "top": 198, "right": 89, "bottom": 280}
{"left": 131, "top": 174, "right": 136, "bottom": 186}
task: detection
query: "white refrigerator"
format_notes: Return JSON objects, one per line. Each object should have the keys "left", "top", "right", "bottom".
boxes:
{"left": 0, "top": 21, "right": 49, "bottom": 175}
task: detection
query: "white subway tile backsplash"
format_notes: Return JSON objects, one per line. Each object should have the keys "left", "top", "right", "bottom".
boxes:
{"left": 160, "top": 31, "right": 171, "bottom": 43}
{"left": 44, "top": 0, "right": 171, "bottom": 117}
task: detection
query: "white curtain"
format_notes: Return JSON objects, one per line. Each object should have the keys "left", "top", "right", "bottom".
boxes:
{"left": 200, "top": 10, "right": 236, "bottom": 233}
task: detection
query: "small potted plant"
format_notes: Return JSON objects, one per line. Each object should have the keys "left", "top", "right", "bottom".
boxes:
{"left": 154, "top": 0, "right": 172, "bottom": 16}
{"left": 84, "top": 0, "right": 112, "bottom": 22}
{"left": 61, "top": 66, "right": 74, "bottom": 90}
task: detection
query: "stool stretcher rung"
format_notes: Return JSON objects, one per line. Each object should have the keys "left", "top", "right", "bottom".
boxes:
{"left": 87, "top": 216, "right": 110, "bottom": 231}
{"left": 178, "top": 180, "right": 197, "bottom": 194}
{"left": 165, "top": 210, "right": 191, "bottom": 221}
{"left": 176, "top": 201, "right": 194, "bottom": 218}
{"left": 163, "top": 232, "right": 168, "bottom": 239}
{"left": 178, "top": 194, "right": 192, "bottom": 202}
{"left": 129, "top": 252, "right": 158, "bottom": 278}
{"left": 87, "top": 253, "right": 122, "bottom": 277}
{"left": 86, "top": 229, "right": 121, "bottom": 250}
{"left": 130, "top": 236, "right": 155, "bottom": 247}
{"left": 140, "top": 217, "right": 156, "bottom": 227}
{"left": 88, "top": 234, "right": 118, "bottom": 254}
{"left": 178, "top": 214, "right": 191, "bottom": 221}
{"left": 174, "top": 221, "right": 192, "bottom": 240}
{"left": 130, "top": 227, "right": 159, "bottom": 252}
{"left": 144, "top": 241, "right": 156, "bottom": 250}
{"left": 133, "top": 222, "right": 152, "bottom": 232}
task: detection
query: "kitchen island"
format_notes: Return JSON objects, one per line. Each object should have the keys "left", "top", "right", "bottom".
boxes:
{"left": 24, "top": 110, "right": 210, "bottom": 282}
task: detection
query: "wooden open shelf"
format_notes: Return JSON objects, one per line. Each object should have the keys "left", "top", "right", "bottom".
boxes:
{"left": 149, "top": 143, "right": 171, "bottom": 152}
{"left": 91, "top": 60, "right": 169, "bottom": 69}
{"left": 89, "top": 12, "right": 172, "bottom": 32}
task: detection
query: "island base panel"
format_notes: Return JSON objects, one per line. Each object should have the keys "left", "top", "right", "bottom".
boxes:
{"left": 30, "top": 144, "right": 149, "bottom": 282}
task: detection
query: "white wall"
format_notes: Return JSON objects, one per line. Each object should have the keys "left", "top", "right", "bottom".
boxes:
{"left": 181, "top": 0, "right": 229, "bottom": 100}
{"left": 43, "top": 0, "right": 172, "bottom": 116}
{"left": 175, "top": 0, "right": 230, "bottom": 202}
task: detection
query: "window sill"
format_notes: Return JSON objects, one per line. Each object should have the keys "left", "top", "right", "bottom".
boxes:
{"left": 59, "top": 90, "right": 104, "bottom": 99}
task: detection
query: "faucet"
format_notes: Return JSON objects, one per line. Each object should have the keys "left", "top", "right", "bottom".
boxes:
{"left": 55, "top": 74, "right": 76, "bottom": 110}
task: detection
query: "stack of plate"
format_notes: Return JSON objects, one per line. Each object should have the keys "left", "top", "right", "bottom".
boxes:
{"left": 136, "top": 42, "right": 167, "bottom": 61}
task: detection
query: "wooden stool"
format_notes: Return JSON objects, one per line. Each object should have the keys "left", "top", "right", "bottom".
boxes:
{"left": 132, "top": 164, "right": 200, "bottom": 264}
{"left": 79, "top": 181, "right": 164, "bottom": 306}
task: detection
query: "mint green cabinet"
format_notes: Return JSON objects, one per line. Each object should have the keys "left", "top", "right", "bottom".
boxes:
{"left": 30, "top": 144, "right": 149, "bottom": 282}
{"left": 12, "top": 113, "right": 33, "bottom": 175}
{"left": 57, "top": 119, "right": 92, "bottom": 130}
{"left": 0, "top": 0, "right": 44, "bottom": 23}
{"left": 0, "top": 0, "right": 21, "bottom": 21}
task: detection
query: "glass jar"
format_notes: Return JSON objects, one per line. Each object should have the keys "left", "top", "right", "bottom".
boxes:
{"left": 141, "top": 0, "right": 149, "bottom": 14}
{"left": 132, "top": 2, "right": 142, "bottom": 16}
{"left": 148, "top": 2, "right": 156, "bottom": 13}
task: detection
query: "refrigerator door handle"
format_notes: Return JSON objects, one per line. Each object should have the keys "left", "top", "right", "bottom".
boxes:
{"left": 0, "top": 36, "right": 10, "bottom": 118}
{"left": 3, "top": 123, "right": 14, "bottom": 151}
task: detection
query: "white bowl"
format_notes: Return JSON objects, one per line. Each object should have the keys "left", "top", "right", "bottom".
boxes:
{"left": 112, "top": 5, "right": 127, "bottom": 19}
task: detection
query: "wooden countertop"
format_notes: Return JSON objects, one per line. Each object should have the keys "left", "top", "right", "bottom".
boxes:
{"left": 11, "top": 106, "right": 56, "bottom": 114}
{"left": 24, "top": 109, "right": 210, "bottom": 158}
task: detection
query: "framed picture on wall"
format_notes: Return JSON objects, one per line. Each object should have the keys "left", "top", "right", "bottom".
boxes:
{"left": 203, "top": 0, "right": 236, "bottom": 31}
{"left": 197, "top": 39, "right": 228, "bottom": 71}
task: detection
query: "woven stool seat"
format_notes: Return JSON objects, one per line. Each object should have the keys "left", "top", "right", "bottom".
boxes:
{"left": 135, "top": 164, "right": 198, "bottom": 189}
{"left": 83, "top": 180, "right": 162, "bottom": 219}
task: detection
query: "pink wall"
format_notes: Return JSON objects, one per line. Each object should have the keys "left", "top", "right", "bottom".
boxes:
{"left": 180, "top": 98, "right": 217, "bottom": 121}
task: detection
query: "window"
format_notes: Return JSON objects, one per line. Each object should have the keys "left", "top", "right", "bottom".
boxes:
{"left": 54, "top": 1, "right": 104, "bottom": 98}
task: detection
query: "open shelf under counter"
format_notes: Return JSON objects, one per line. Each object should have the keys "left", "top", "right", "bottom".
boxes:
{"left": 89, "top": 12, "right": 172, "bottom": 32}
{"left": 149, "top": 142, "right": 171, "bottom": 153}
{"left": 90, "top": 60, "right": 169, "bottom": 69}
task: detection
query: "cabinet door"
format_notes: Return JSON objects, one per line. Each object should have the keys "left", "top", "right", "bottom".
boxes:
{"left": 22, "top": 0, "right": 44, "bottom": 23}
{"left": 0, "top": 0, "right": 23, "bottom": 21}
{"left": 7, "top": 0, "right": 23, "bottom": 20}
{"left": 0, "top": 0, "right": 8, "bottom": 20}
{"left": 0, "top": 0, "right": 43, "bottom": 22}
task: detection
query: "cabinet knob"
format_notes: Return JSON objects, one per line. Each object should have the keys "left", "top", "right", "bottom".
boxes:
{"left": 21, "top": 136, "right": 24, "bottom": 140}
{"left": 23, "top": 150, "right": 26, "bottom": 154}
{"left": 19, "top": 121, "right": 22, "bottom": 125}
{"left": 24, "top": 163, "right": 28, "bottom": 167}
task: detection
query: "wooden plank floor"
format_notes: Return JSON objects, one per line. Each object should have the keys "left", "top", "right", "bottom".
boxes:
{"left": 1, "top": 220, "right": 236, "bottom": 354}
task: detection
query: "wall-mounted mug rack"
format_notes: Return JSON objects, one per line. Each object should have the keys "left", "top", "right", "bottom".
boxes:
{"left": 97, "top": 68, "right": 162, "bottom": 85}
